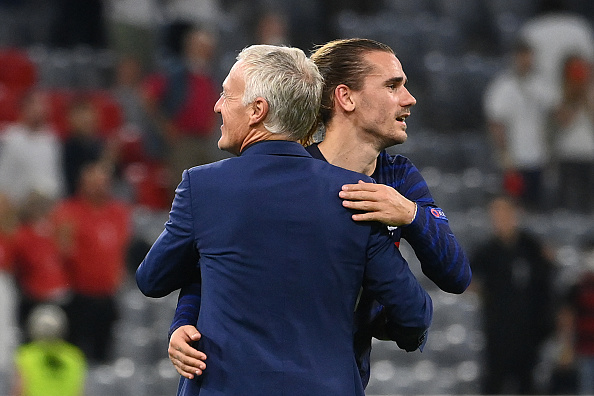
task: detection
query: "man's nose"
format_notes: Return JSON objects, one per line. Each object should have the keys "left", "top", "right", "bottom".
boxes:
{"left": 403, "top": 87, "right": 416, "bottom": 107}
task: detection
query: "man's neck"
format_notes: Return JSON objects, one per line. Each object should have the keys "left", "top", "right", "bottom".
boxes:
{"left": 239, "top": 129, "right": 294, "bottom": 154}
{"left": 318, "top": 126, "right": 380, "bottom": 176}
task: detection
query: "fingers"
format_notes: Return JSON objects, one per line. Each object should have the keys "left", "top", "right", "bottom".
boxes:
{"left": 340, "top": 182, "right": 399, "bottom": 202}
{"left": 341, "top": 180, "right": 378, "bottom": 193}
{"left": 169, "top": 339, "right": 207, "bottom": 361}
{"left": 339, "top": 185, "right": 381, "bottom": 203}
{"left": 341, "top": 199, "right": 377, "bottom": 212}
{"left": 168, "top": 343, "right": 207, "bottom": 379}
{"left": 169, "top": 345, "right": 207, "bottom": 379}
{"left": 343, "top": 180, "right": 379, "bottom": 188}
{"left": 340, "top": 182, "right": 415, "bottom": 226}
{"left": 340, "top": 182, "right": 391, "bottom": 210}
{"left": 168, "top": 325, "right": 207, "bottom": 379}
{"left": 342, "top": 198, "right": 383, "bottom": 223}
{"left": 350, "top": 211, "right": 380, "bottom": 222}
{"left": 182, "top": 326, "right": 202, "bottom": 342}
{"left": 340, "top": 182, "right": 385, "bottom": 217}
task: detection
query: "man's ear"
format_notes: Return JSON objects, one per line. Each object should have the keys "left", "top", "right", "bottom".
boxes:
{"left": 334, "top": 84, "right": 356, "bottom": 112}
{"left": 249, "top": 97, "right": 269, "bottom": 126}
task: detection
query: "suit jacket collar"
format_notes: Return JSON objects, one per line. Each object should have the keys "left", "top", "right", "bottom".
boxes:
{"left": 239, "top": 140, "right": 312, "bottom": 158}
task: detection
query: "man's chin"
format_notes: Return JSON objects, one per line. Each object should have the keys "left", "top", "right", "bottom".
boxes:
{"left": 381, "top": 133, "right": 407, "bottom": 150}
{"left": 392, "top": 132, "right": 408, "bottom": 145}
{"left": 217, "top": 139, "right": 229, "bottom": 154}
{"left": 217, "top": 140, "right": 241, "bottom": 156}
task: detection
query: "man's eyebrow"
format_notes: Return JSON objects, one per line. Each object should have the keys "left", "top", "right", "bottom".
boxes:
{"left": 385, "top": 76, "right": 405, "bottom": 86}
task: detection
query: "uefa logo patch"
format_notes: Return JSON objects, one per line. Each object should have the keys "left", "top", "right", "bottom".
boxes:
{"left": 430, "top": 207, "right": 447, "bottom": 220}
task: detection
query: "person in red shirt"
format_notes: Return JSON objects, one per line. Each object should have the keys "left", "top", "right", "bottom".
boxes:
{"left": 53, "top": 160, "right": 131, "bottom": 363}
{"left": 142, "top": 25, "right": 221, "bottom": 187}
{"left": 12, "top": 192, "right": 71, "bottom": 339}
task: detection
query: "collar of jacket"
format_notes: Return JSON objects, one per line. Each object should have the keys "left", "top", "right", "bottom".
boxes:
{"left": 239, "top": 140, "right": 312, "bottom": 158}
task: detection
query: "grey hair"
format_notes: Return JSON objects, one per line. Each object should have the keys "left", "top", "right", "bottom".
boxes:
{"left": 237, "top": 45, "right": 323, "bottom": 141}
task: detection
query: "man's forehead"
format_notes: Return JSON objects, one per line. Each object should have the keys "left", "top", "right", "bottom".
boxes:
{"left": 363, "top": 51, "right": 405, "bottom": 79}
{"left": 223, "top": 61, "right": 245, "bottom": 88}
{"left": 228, "top": 61, "right": 243, "bottom": 79}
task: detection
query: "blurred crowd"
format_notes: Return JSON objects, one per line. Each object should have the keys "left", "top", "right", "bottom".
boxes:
{"left": 0, "top": 0, "right": 593, "bottom": 395}
{"left": 483, "top": 12, "right": 594, "bottom": 214}
{"left": 475, "top": 6, "right": 594, "bottom": 393}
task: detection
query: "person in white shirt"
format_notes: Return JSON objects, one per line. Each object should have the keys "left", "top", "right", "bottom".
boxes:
{"left": 0, "top": 90, "right": 64, "bottom": 205}
{"left": 519, "top": 2, "right": 594, "bottom": 103}
{"left": 483, "top": 40, "right": 554, "bottom": 210}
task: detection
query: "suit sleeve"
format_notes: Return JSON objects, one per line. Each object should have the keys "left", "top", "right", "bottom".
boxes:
{"left": 136, "top": 170, "right": 200, "bottom": 297}
{"left": 168, "top": 282, "right": 202, "bottom": 339}
{"left": 363, "top": 222, "right": 433, "bottom": 351}
{"left": 399, "top": 163, "right": 472, "bottom": 294}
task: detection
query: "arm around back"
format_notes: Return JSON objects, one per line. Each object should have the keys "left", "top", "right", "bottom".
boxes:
{"left": 363, "top": 222, "right": 432, "bottom": 351}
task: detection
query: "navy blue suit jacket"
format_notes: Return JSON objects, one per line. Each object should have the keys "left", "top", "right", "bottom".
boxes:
{"left": 136, "top": 141, "right": 432, "bottom": 396}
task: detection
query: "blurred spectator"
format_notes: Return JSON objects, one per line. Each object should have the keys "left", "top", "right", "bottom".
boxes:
{"left": 163, "top": 0, "right": 223, "bottom": 32}
{"left": 556, "top": 236, "right": 594, "bottom": 394}
{"left": 52, "top": 161, "right": 131, "bottom": 363}
{"left": 13, "top": 304, "right": 86, "bottom": 396}
{"left": 104, "top": 0, "right": 161, "bottom": 73}
{"left": 0, "top": 192, "right": 17, "bottom": 374}
{"left": 50, "top": 0, "right": 106, "bottom": 49}
{"left": 222, "top": 0, "right": 328, "bottom": 51}
{"left": 112, "top": 55, "right": 166, "bottom": 162}
{"left": 483, "top": 40, "right": 553, "bottom": 210}
{"left": 520, "top": 0, "right": 594, "bottom": 102}
{"left": 62, "top": 99, "right": 108, "bottom": 197}
{"left": 12, "top": 192, "right": 70, "bottom": 339}
{"left": 0, "top": 89, "right": 64, "bottom": 205}
{"left": 109, "top": 55, "right": 173, "bottom": 210}
{"left": 143, "top": 25, "right": 220, "bottom": 185}
{"left": 549, "top": 55, "right": 594, "bottom": 213}
{"left": 547, "top": 301, "right": 578, "bottom": 395}
{"left": 255, "top": 10, "right": 291, "bottom": 45}
{"left": 471, "top": 194, "right": 555, "bottom": 394}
